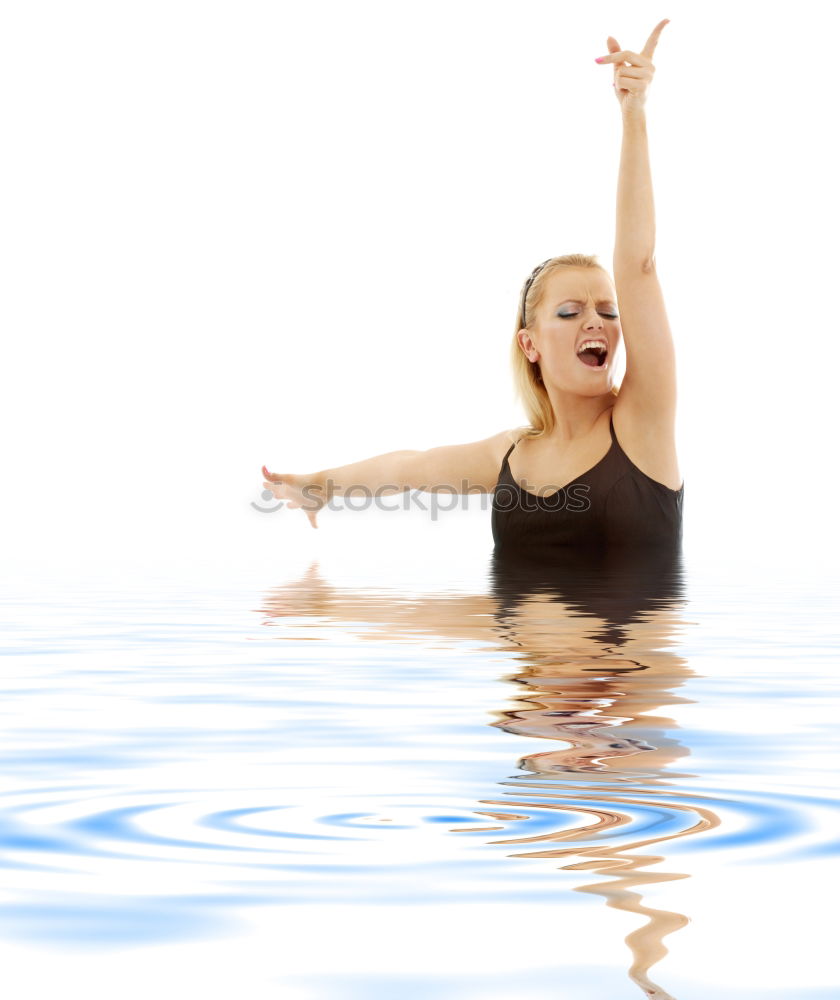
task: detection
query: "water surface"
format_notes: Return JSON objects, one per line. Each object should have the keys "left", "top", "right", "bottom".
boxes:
{"left": 1, "top": 550, "right": 838, "bottom": 999}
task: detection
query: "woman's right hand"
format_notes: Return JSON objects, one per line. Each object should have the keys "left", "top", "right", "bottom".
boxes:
{"left": 262, "top": 466, "right": 326, "bottom": 529}
{"left": 596, "top": 20, "right": 668, "bottom": 117}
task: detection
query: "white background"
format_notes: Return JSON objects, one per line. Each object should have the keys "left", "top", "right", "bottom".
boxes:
{"left": 2, "top": 0, "right": 838, "bottom": 582}
{"left": 1, "top": 9, "right": 838, "bottom": 996}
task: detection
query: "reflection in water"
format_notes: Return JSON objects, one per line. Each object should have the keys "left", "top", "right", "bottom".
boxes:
{"left": 488, "top": 548, "right": 714, "bottom": 1000}
{"left": 263, "top": 548, "right": 718, "bottom": 1000}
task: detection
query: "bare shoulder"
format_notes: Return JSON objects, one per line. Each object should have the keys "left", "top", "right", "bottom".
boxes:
{"left": 491, "top": 424, "right": 533, "bottom": 460}
{"left": 470, "top": 427, "right": 530, "bottom": 486}
{"left": 610, "top": 398, "right": 683, "bottom": 492}
{"left": 410, "top": 427, "right": 530, "bottom": 493}
{"left": 500, "top": 425, "right": 530, "bottom": 451}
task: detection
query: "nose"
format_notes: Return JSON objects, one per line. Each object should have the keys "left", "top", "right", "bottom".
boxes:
{"left": 583, "top": 310, "right": 603, "bottom": 331}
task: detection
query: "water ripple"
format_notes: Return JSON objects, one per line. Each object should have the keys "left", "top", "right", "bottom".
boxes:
{"left": 2, "top": 564, "right": 839, "bottom": 1000}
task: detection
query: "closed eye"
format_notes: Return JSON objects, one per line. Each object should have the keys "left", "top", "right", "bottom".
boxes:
{"left": 558, "top": 312, "right": 618, "bottom": 319}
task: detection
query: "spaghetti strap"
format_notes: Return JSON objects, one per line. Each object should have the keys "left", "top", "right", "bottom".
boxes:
{"left": 497, "top": 440, "right": 517, "bottom": 479}
{"left": 608, "top": 409, "right": 618, "bottom": 444}
{"left": 499, "top": 441, "right": 517, "bottom": 479}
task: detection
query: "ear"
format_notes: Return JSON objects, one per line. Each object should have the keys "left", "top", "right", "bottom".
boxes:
{"left": 517, "top": 328, "right": 537, "bottom": 359}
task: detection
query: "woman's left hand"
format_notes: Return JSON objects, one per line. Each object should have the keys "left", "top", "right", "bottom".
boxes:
{"left": 596, "top": 18, "right": 669, "bottom": 116}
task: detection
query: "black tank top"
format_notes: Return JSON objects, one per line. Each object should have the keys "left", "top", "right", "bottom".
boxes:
{"left": 491, "top": 410, "right": 683, "bottom": 561}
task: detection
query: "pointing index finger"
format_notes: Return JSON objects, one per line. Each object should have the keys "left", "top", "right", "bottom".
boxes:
{"left": 641, "top": 18, "right": 670, "bottom": 59}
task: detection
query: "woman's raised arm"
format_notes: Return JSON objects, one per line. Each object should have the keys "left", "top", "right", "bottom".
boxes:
{"left": 597, "top": 19, "right": 677, "bottom": 421}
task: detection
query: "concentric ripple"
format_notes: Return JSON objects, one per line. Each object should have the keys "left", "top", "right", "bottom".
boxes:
{"left": 2, "top": 566, "right": 840, "bottom": 1000}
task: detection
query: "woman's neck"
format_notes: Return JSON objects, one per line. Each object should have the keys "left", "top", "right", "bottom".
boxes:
{"left": 543, "top": 392, "right": 614, "bottom": 444}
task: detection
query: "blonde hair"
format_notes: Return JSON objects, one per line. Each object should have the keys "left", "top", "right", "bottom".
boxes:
{"left": 511, "top": 253, "right": 620, "bottom": 439}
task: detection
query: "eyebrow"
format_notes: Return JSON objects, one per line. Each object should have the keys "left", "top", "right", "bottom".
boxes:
{"left": 556, "top": 298, "right": 617, "bottom": 306}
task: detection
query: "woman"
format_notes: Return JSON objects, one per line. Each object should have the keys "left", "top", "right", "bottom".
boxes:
{"left": 262, "top": 19, "right": 682, "bottom": 560}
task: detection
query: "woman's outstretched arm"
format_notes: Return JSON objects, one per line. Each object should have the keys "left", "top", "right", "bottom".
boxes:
{"left": 262, "top": 429, "right": 515, "bottom": 528}
{"left": 598, "top": 19, "right": 677, "bottom": 421}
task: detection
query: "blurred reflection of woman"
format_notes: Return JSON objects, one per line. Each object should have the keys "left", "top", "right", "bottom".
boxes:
{"left": 262, "top": 543, "right": 708, "bottom": 1000}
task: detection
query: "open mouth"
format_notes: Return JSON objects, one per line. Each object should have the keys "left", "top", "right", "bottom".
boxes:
{"left": 576, "top": 340, "right": 609, "bottom": 369}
